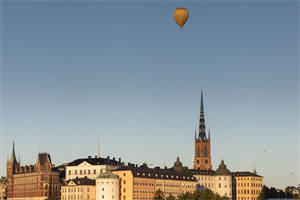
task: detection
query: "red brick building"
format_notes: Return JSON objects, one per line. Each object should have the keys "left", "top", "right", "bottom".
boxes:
{"left": 6, "top": 142, "right": 61, "bottom": 200}
{"left": 194, "top": 91, "right": 212, "bottom": 170}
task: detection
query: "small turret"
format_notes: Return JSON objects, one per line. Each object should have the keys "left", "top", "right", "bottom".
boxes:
{"left": 253, "top": 162, "right": 257, "bottom": 175}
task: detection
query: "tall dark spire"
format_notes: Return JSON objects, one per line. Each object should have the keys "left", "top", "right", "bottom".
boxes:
{"left": 199, "top": 90, "right": 206, "bottom": 140}
{"left": 10, "top": 141, "right": 17, "bottom": 164}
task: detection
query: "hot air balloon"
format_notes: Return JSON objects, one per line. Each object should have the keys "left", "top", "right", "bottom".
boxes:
{"left": 173, "top": 8, "right": 189, "bottom": 30}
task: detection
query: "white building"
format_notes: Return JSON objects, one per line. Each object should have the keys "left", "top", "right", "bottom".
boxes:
{"left": 192, "top": 159, "right": 232, "bottom": 199}
{"left": 214, "top": 160, "right": 232, "bottom": 198}
{"left": 96, "top": 171, "right": 120, "bottom": 200}
{"left": 66, "top": 156, "right": 122, "bottom": 180}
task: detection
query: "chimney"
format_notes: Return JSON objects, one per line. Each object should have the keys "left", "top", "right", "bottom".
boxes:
{"left": 118, "top": 158, "right": 121, "bottom": 163}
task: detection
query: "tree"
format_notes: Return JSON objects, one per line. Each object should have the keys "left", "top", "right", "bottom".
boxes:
{"left": 258, "top": 185, "right": 270, "bottom": 199}
{"left": 154, "top": 189, "right": 165, "bottom": 200}
{"left": 140, "top": 163, "right": 148, "bottom": 168}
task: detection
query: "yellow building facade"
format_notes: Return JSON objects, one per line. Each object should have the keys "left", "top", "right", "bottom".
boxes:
{"left": 232, "top": 172, "right": 263, "bottom": 200}
{"left": 61, "top": 177, "right": 96, "bottom": 200}
{"left": 112, "top": 166, "right": 197, "bottom": 200}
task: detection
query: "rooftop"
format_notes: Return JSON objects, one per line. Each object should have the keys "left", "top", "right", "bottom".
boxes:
{"left": 67, "top": 156, "right": 122, "bottom": 167}
{"left": 113, "top": 166, "right": 197, "bottom": 182}
{"left": 232, "top": 171, "right": 263, "bottom": 178}
{"left": 62, "top": 177, "right": 95, "bottom": 186}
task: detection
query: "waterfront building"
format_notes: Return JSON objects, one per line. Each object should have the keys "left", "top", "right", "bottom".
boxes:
{"left": 232, "top": 170, "right": 263, "bottom": 200}
{"left": 214, "top": 160, "right": 232, "bottom": 198}
{"left": 61, "top": 177, "right": 95, "bottom": 200}
{"left": 65, "top": 156, "right": 122, "bottom": 180}
{"left": 96, "top": 171, "right": 119, "bottom": 200}
{"left": 192, "top": 159, "right": 232, "bottom": 199}
{"left": 0, "top": 177, "right": 7, "bottom": 200}
{"left": 112, "top": 164, "right": 197, "bottom": 200}
{"left": 6, "top": 142, "right": 61, "bottom": 200}
{"left": 194, "top": 91, "right": 212, "bottom": 170}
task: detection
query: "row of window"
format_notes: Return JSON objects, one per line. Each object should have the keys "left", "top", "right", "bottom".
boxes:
{"left": 135, "top": 172, "right": 192, "bottom": 180}
{"left": 237, "top": 189, "right": 261, "bottom": 194}
{"left": 237, "top": 183, "right": 262, "bottom": 187}
{"left": 236, "top": 177, "right": 262, "bottom": 181}
{"left": 218, "top": 183, "right": 231, "bottom": 188}
{"left": 61, "top": 195, "right": 89, "bottom": 200}
{"left": 101, "top": 195, "right": 115, "bottom": 199}
{"left": 68, "top": 169, "right": 104, "bottom": 176}
{"left": 237, "top": 197, "right": 259, "bottom": 200}
{"left": 61, "top": 187, "right": 90, "bottom": 193}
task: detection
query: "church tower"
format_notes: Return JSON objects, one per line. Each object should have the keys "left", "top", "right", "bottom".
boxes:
{"left": 194, "top": 91, "right": 212, "bottom": 170}
{"left": 7, "top": 142, "right": 19, "bottom": 198}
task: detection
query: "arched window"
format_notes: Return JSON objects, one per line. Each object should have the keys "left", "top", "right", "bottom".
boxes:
{"left": 204, "top": 146, "right": 208, "bottom": 157}
{"left": 197, "top": 146, "right": 200, "bottom": 157}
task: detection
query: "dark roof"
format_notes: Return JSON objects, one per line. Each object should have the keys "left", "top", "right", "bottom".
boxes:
{"left": 190, "top": 169, "right": 215, "bottom": 175}
{"left": 62, "top": 177, "right": 95, "bottom": 186}
{"left": 67, "top": 157, "right": 121, "bottom": 167}
{"left": 97, "top": 171, "right": 119, "bottom": 179}
{"left": 38, "top": 153, "right": 52, "bottom": 165}
{"left": 215, "top": 160, "right": 231, "bottom": 175}
{"left": 232, "top": 171, "right": 263, "bottom": 178}
{"left": 113, "top": 166, "right": 197, "bottom": 182}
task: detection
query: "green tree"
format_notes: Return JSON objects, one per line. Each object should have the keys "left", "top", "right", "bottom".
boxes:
{"left": 140, "top": 163, "right": 148, "bottom": 168}
{"left": 154, "top": 189, "right": 164, "bottom": 200}
{"left": 258, "top": 185, "right": 270, "bottom": 199}
{"left": 166, "top": 194, "right": 176, "bottom": 200}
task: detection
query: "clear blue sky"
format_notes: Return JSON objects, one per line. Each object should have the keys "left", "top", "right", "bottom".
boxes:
{"left": 1, "top": 1, "right": 298, "bottom": 189}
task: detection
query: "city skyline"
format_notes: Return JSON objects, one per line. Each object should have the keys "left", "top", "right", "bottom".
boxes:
{"left": 1, "top": 1, "right": 298, "bottom": 191}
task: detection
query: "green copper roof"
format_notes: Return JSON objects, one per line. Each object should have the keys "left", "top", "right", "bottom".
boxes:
{"left": 97, "top": 171, "right": 119, "bottom": 179}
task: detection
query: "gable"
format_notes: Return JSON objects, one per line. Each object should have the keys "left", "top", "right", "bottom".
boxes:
{"left": 78, "top": 161, "right": 93, "bottom": 167}
{"left": 68, "top": 181, "right": 76, "bottom": 186}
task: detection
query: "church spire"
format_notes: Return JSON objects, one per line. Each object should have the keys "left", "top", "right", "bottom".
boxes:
{"left": 199, "top": 90, "right": 206, "bottom": 140}
{"left": 10, "top": 141, "right": 17, "bottom": 164}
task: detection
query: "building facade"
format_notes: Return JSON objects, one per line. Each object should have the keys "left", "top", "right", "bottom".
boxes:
{"left": 112, "top": 165, "right": 197, "bottom": 200}
{"left": 6, "top": 143, "right": 61, "bottom": 200}
{"left": 61, "top": 177, "right": 96, "bottom": 200}
{"left": 0, "top": 177, "right": 7, "bottom": 200}
{"left": 232, "top": 171, "right": 263, "bottom": 200}
{"left": 192, "top": 159, "right": 232, "bottom": 199}
{"left": 65, "top": 156, "right": 122, "bottom": 180}
{"left": 194, "top": 91, "right": 212, "bottom": 170}
{"left": 96, "top": 171, "right": 119, "bottom": 200}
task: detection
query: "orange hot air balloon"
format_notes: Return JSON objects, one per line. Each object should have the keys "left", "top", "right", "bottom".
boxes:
{"left": 173, "top": 8, "right": 189, "bottom": 30}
